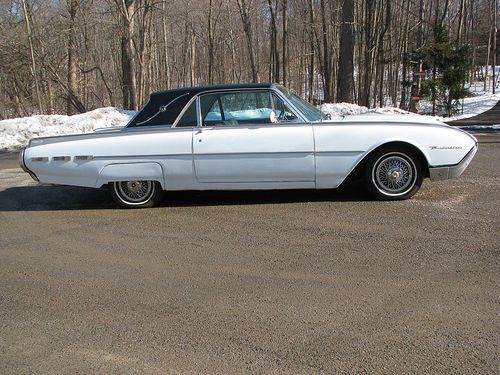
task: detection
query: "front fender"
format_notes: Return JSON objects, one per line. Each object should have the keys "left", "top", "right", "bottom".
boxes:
{"left": 96, "top": 162, "right": 165, "bottom": 188}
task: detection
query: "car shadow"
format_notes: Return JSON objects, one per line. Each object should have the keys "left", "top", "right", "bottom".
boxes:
{"left": 0, "top": 182, "right": 371, "bottom": 212}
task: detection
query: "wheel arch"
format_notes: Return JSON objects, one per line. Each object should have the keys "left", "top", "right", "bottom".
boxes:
{"left": 342, "top": 140, "right": 430, "bottom": 185}
{"left": 95, "top": 162, "right": 165, "bottom": 189}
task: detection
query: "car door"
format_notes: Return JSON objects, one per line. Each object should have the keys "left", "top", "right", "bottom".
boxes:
{"left": 192, "top": 90, "right": 315, "bottom": 184}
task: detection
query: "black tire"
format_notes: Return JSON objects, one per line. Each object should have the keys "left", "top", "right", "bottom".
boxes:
{"left": 111, "top": 180, "right": 164, "bottom": 208}
{"left": 364, "top": 147, "right": 423, "bottom": 200}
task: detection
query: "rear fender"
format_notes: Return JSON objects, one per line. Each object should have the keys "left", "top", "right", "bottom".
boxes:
{"left": 96, "top": 162, "right": 165, "bottom": 188}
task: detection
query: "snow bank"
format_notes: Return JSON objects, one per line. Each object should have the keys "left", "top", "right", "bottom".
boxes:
{"left": 323, "top": 91, "right": 500, "bottom": 123}
{"left": 319, "top": 102, "right": 413, "bottom": 117}
{"left": 0, "top": 107, "right": 136, "bottom": 152}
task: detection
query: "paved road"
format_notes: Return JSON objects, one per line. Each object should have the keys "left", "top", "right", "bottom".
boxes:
{"left": 0, "top": 138, "right": 498, "bottom": 374}
{"left": 447, "top": 99, "right": 500, "bottom": 126}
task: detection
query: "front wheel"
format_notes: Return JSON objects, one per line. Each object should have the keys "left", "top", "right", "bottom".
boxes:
{"left": 364, "top": 148, "right": 423, "bottom": 200}
{"left": 111, "top": 180, "right": 163, "bottom": 208}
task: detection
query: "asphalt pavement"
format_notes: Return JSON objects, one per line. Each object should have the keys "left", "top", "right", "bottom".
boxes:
{"left": 0, "top": 135, "right": 498, "bottom": 374}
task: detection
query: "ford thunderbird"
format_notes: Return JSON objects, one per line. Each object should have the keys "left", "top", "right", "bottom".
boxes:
{"left": 20, "top": 83, "right": 477, "bottom": 208}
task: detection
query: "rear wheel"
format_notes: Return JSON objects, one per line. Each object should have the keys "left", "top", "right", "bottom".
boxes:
{"left": 111, "top": 180, "right": 163, "bottom": 208}
{"left": 364, "top": 148, "right": 423, "bottom": 200}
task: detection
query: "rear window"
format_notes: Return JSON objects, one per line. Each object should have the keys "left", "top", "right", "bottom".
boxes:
{"left": 127, "top": 93, "right": 192, "bottom": 127}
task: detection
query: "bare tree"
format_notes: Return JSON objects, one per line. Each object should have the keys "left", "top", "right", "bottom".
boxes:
{"left": 236, "top": 0, "right": 258, "bottom": 82}
{"left": 337, "top": 0, "right": 354, "bottom": 102}
{"left": 0, "top": 0, "right": 486, "bottom": 118}
{"left": 66, "top": 0, "right": 79, "bottom": 115}
{"left": 117, "top": 0, "right": 138, "bottom": 110}
{"left": 20, "top": 0, "right": 43, "bottom": 114}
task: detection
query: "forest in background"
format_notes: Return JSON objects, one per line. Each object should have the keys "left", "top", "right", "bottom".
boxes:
{"left": 0, "top": 0, "right": 498, "bottom": 119}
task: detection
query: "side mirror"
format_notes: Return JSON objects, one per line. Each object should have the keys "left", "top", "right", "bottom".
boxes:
{"left": 270, "top": 110, "right": 278, "bottom": 124}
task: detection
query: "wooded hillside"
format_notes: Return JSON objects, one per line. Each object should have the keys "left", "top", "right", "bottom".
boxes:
{"left": 0, "top": 0, "right": 497, "bottom": 118}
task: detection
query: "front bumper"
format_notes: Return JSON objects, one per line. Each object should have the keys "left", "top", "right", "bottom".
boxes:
{"left": 429, "top": 143, "right": 478, "bottom": 181}
{"left": 19, "top": 148, "right": 39, "bottom": 182}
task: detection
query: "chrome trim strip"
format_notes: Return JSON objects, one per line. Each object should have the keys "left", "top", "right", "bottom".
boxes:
{"left": 92, "top": 151, "right": 313, "bottom": 160}
{"left": 194, "top": 151, "right": 313, "bottom": 156}
{"left": 92, "top": 154, "right": 191, "bottom": 160}
{"left": 19, "top": 148, "right": 40, "bottom": 182}
{"left": 31, "top": 157, "right": 48, "bottom": 162}
{"left": 171, "top": 94, "right": 198, "bottom": 128}
{"left": 198, "top": 180, "right": 314, "bottom": 184}
{"left": 74, "top": 155, "right": 94, "bottom": 161}
{"left": 429, "top": 143, "right": 478, "bottom": 181}
{"left": 196, "top": 95, "right": 202, "bottom": 128}
{"left": 315, "top": 150, "right": 365, "bottom": 156}
{"left": 270, "top": 88, "right": 307, "bottom": 122}
{"left": 53, "top": 156, "right": 71, "bottom": 161}
{"left": 19, "top": 148, "right": 25, "bottom": 168}
{"left": 197, "top": 122, "right": 311, "bottom": 130}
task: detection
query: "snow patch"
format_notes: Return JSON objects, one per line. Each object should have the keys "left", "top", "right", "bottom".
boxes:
{"left": 417, "top": 90, "right": 500, "bottom": 121}
{"left": 319, "top": 102, "right": 414, "bottom": 117}
{"left": 0, "top": 107, "right": 136, "bottom": 152}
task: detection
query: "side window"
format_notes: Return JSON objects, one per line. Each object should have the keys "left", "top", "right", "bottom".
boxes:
{"left": 203, "top": 95, "right": 223, "bottom": 124}
{"left": 200, "top": 91, "right": 274, "bottom": 126}
{"left": 272, "top": 93, "right": 298, "bottom": 122}
{"left": 176, "top": 100, "right": 197, "bottom": 127}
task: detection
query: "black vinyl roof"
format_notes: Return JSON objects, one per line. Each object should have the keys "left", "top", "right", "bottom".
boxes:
{"left": 128, "top": 83, "right": 275, "bottom": 127}
{"left": 152, "top": 82, "right": 274, "bottom": 97}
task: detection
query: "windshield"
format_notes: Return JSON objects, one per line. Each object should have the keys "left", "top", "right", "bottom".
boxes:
{"left": 276, "top": 85, "right": 326, "bottom": 122}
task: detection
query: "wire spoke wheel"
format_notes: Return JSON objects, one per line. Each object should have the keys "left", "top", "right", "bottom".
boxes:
{"left": 374, "top": 155, "right": 414, "bottom": 194}
{"left": 118, "top": 181, "right": 153, "bottom": 202}
{"left": 112, "top": 180, "right": 162, "bottom": 208}
{"left": 365, "top": 148, "right": 423, "bottom": 200}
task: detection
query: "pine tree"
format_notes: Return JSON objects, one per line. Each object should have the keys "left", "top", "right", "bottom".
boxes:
{"left": 421, "top": 26, "right": 472, "bottom": 117}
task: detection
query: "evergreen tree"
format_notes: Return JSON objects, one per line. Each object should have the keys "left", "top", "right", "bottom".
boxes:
{"left": 421, "top": 26, "right": 472, "bottom": 117}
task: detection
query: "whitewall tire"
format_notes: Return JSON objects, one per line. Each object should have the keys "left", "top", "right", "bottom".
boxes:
{"left": 111, "top": 180, "right": 163, "bottom": 208}
{"left": 364, "top": 148, "right": 423, "bottom": 200}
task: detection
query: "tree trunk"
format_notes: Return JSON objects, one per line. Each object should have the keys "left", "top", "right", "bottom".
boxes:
{"left": 190, "top": 31, "right": 196, "bottom": 86}
{"left": 360, "top": 0, "right": 375, "bottom": 107}
{"left": 337, "top": 0, "right": 354, "bottom": 103}
{"left": 282, "top": 0, "right": 288, "bottom": 86}
{"left": 67, "top": 0, "right": 79, "bottom": 115}
{"left": 21, "top": 0, "right": 43, "bottom": 114}
{"left": 267, "top": 0, "right": 279, "bottom": 82}
{"left": 161, "top": 1, "right": 171, "bottom": 88}
{"left": 308, "top": 0, "right": 315, "bottom": 102}
{"left": 320, "top": 0, "right": 333, "bottom": 102}
{"left": 236, "top": 0, "right": 258, "bottom": 82}
{"left": 119, "top": 0, "right": 138, "bottom": 110}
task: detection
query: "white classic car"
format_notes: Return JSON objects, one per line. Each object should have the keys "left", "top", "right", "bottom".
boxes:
{"left": 20, "top": 83, "right": 477, "bottom": 208}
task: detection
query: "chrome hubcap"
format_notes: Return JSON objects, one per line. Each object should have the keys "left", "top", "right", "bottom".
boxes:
{"left": 374, "top": 155, "right": 415, "bottom": 195}
{"left": 387, "top": 169, "right": 403, "bottom": 184}
{"left": 117, "top": 180, "right": 153, "bottom": 203}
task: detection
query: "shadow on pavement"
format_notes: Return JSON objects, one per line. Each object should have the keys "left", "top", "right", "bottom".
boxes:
{"left": 0, "top": 182, "right": 371, "bottom": 212}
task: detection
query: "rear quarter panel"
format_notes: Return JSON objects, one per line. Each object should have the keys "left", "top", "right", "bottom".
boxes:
{"left": 24, "top": 128, "right": 194, "bottom": 188}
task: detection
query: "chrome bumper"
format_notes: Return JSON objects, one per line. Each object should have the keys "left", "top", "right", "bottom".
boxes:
{"left": 19, "top": 148, "right": 39, "bottom": 182}
{"left": 429, "top": 143, "right": 478, "bottom": 181}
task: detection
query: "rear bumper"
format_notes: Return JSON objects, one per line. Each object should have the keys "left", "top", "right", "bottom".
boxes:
{"left": 429, "top": 143, "right": 478, "bottom": 181}
{"left": 19, "top": 148, "right": 39, "bottom": 182}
